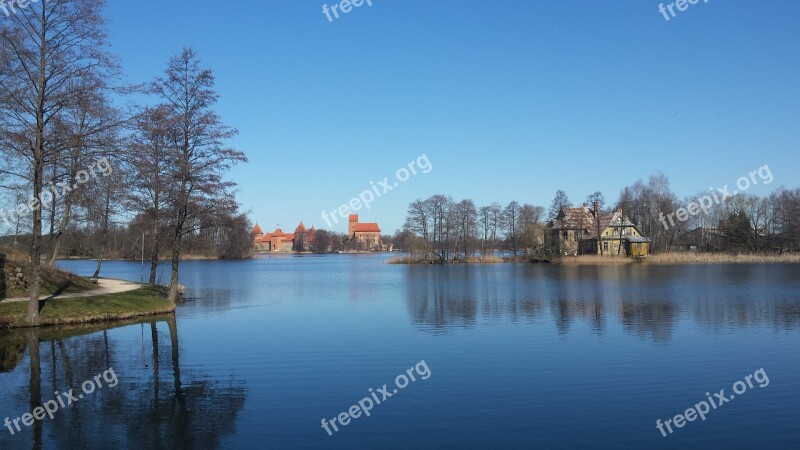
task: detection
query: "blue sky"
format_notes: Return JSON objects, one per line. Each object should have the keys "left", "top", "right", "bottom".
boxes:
{"left": 104, "top": 0, "right": 800, "bottom": 234}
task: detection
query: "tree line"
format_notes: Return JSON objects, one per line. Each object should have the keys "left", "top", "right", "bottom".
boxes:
{"left": 397, "top": 195, "right": 549, "bottom": 263}
{"left": 399, "top": 176, "right": 800, "bottom": 262}
{"left": 618, "top": 173, "right": 800, "bottom": 253}
{"left": 0, "top": 0, "right": 249, "bottom": 324}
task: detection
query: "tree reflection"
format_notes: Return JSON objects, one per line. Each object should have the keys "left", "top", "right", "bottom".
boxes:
{"left": 0, "top": 316, "right": 246, "bottom": 449}
{"left": 403, "top": 264, "right": 799, "bottom": 342}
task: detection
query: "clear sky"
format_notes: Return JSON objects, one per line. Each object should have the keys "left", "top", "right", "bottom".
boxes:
{"left": 104, "top": 0, "right": 799, "bottom": 234}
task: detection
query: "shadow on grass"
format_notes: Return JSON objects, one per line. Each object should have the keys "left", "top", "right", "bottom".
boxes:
{"left": 38, "top": 280, "right": 72, "bottom": 312}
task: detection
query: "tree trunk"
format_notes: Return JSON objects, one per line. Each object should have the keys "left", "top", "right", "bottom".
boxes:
{"left": 168, "top": 232, "right": 182, "bottom": 304}
{"left": 48, "top": 197, "right": 72, "bottom": 265}
{"left": 26, "top": 142, "right": 44, "bottom": 326}
{"left": 149, "top": 224, "right": 160, "bottom": 286}
{"left": 49, "top": 159, "right": 80, "bottom": 265}
{"left": 92, "top": 183, "right": 112, "bottom": 278}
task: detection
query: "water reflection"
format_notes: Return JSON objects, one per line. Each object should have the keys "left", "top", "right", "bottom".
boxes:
{"left": 0, "top": 317, "right": 246, "bottom": 450}
{"left": 405, "top": 264, "right": 800, "bottom": 341}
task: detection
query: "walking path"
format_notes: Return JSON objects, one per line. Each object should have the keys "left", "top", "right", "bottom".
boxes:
{"left": 2, "top": 279, "right": 141, "bottom": 303}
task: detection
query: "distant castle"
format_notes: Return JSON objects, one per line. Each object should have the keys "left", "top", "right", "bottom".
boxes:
{"left": 347, "top": 214, "right": 382, "bottom": 250}
{"left": 251, "top": 215, "right": 382, "bottom": 252}
{"left": 251, "top": 221, "right": 316, "bottom": 252}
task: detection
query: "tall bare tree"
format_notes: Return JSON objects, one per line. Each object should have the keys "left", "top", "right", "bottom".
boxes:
{"left": 501, "top": 201, "right": 520, "bottom": 255}
{"left": 0, "top": 0, "right": 115, "bottom": 325}
{"left": 47, "top": 73, "right": 122, "bottom": 264}
{"left": 151, "top": 49, "right": 246, "bottom": 303}
{"left": 586, "top": 192, "right": 606, "bottom": 255}
{"left": 127, "top": 106, "right": 175, "bottom": 285}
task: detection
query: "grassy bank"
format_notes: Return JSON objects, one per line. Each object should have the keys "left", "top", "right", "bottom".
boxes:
{"left": 5, "top": 263, "right": 97, "bottom": 298}
{"left": 557, "top": 253, "right": 800, "bottom": 265}
{"left": 0, "top": 286, "right": 175, "bottom": 329}
{"left": 646, "top": 253, "right": 800, "bottom": 264}
{"left": 388, "top": 252, "right": 800, "bottom": 265}
{"left": 556, "top": 255, "right": 641, "bottom": 265}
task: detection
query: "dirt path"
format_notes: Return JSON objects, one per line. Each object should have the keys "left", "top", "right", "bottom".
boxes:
{"left": 2, "top": 279, "right": 142, "bottom": 303}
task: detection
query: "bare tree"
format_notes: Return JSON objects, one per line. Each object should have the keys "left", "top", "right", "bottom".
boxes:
{"left": 0, "top": 0, "right": 115, "bottom": 325}
{"left": 454, "top": 199, "right": 477, "bottom": 259}
{"left": 501, "top": 201, "right": 520, "bottom": 255}
{"left": 519, "top": 204, "right": 545, "bottom": 254}
{"left": 83, "top": 153, "right": 123, "bottom": 277}
{"left": 586, "top": 192, "right": 606, "bottom": 255}
{"left": 47, "top": 74, "right": 122, "bottom": 264}
{"left": 618, "top": 174, "right": 680, "bottom": 253}
{"left": 127, "top": 106, "right": 175, "bottom": 285}
{"left": 150, "top": 49, "right": 246, "bottom": 303}
{"left": 548, "top": 190, "right": 571, "bottom": 220}
{"left": 585, "top": 191, "right": 605, "bottom": 211}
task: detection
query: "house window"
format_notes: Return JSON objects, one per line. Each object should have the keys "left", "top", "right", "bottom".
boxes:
{"left": 563, "top": 231, "right": 569, "bottom": 238}
{"left": 603, "top": 242, "right": 609, "bottom": 251}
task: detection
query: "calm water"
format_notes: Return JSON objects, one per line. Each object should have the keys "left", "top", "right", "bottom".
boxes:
{"left": 1, "top": 256, "right": 799, "bottom": 449}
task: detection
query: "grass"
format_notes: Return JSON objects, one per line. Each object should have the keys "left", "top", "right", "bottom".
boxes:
{"left": 3, "top": 254, "right": 96, "bottom": 298}
{"left": 556, "top": 252, "right": 800, "bottom": 265}
{"left": 556, "top": 255, "right": 639, "bottom": 264}
{"left": 0, "top": 286, "right": 175, "bottom": 329}
{"left": 646, "top": 252, "right": 800, "bottom": 264}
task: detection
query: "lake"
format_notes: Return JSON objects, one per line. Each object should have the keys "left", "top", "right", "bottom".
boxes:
{"left": 1, "top": 255, "right": 799, "bottom": 449}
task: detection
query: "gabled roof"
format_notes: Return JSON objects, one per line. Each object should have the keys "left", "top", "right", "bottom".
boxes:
{"left": 353, "top": 223, "right": 381, "bottom": 233}
{"left": 584, "top": 209, "right": 646, "bottom": 239}
{"left": 550, "top": 206, "right": 594, "bottom": 231}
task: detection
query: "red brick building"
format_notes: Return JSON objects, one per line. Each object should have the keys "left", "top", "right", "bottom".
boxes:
{"left": 348, "top": 214, "right": 382, "bottom": 250}
{"left": 251, "top": 222, "right": 317, "bottom": 252}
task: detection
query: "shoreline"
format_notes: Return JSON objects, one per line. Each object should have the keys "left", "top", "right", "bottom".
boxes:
{"left": 388, "top": 253, "right": 800, "bottom": 265}
{"left": 0, "top": 285, "right": 176, "bottom": 329}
